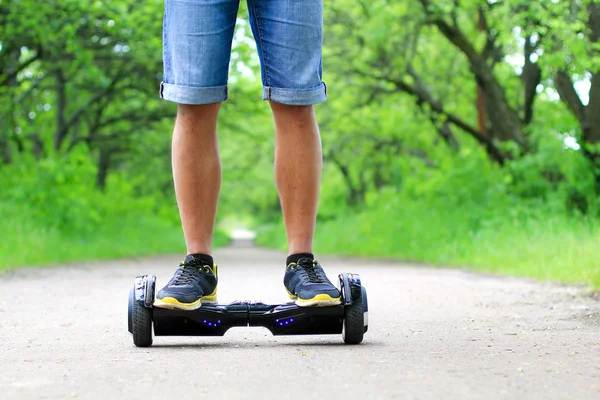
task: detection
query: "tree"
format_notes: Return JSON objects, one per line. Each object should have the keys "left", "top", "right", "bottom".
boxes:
{"left": 322, "top": 0, "right": 600, "bottom": 199}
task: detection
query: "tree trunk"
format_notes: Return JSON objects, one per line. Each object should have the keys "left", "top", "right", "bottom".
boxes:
{"left": 54, "top": 70, "right": 68, "bottom": 151}
{"left": 329, "top": 155, "right": 365, "bottom": 205}
{"left": 583, "top": 72, "right": 600, "bottom": 192}
{"left": 556, "top": 3, "right": 600, "bottom": 192}
{"left": 96, "top": 148, "right": 111, "bottom": 191}
{"left": 418, "top": 0, "right": 528, "bottom": 148}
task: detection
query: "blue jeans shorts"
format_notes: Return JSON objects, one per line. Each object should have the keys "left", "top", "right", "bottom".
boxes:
{"left": 160, "top": 0, "right": 327, "bottom": 106}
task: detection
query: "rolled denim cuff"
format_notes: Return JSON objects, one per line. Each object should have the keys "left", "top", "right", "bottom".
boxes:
{"left": 160, "top": 82, "right": 228, "bottom": 104}
{"left": 262, "top": 82, "right": 327, "bottom": 105}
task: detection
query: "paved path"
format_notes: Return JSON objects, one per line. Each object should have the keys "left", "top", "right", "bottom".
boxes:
{"left": 1, "top": 247, "right": 599, "bottom": 399}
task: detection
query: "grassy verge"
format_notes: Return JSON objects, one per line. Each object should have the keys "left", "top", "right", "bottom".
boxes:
{"left": 0, "top": 208, "right": 229, "bottom": 271}
{"left": 256, "top": 199, "right": 600, "bottom": 289}
{"left": 0, "top": 154, "right": 230, "bottom": 271}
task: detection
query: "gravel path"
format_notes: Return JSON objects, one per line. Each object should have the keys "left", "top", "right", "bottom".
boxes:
{"left": 1, "top": 246, "right": 599, "bottom": 399}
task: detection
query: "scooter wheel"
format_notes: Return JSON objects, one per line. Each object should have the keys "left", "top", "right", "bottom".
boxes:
{"left": 128, "top": 288, "right": 134, "bottom": 334}
{"left": 132, "top": 291, "right": 153, "bottom": 347}
{"left": 342, "top": 290, "right": 364, "bottom": 345}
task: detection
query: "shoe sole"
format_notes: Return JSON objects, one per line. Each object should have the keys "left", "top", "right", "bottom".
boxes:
{"left": 153, "top": 290, "right": 218, "bottom": 311}
{"left": 286, "top": 289, "right": 342, "bottom": 307}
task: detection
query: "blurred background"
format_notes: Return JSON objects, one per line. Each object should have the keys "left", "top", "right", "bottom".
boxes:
{"left": 0, "top": 0, "right": 598, "bottom": 288}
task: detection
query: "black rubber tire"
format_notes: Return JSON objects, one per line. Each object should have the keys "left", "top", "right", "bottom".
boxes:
{"left": 362, "top": 286, "right": 369, "bottom": 333}
{"left": 132, "top": 298, "right": 153, "bottom": 347}
{"left": 128, "top": 289, "right": 134, "bottom": 334}
{"left": 343, "top": 293, "right": 364, "bottom": 344}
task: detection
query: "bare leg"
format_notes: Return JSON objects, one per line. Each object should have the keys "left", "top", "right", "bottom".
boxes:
{"left": 171, "top": 103, "right": 222, "bottom": 255}
{"left": 270, "top": 102, "right": 322, "bottom": 255}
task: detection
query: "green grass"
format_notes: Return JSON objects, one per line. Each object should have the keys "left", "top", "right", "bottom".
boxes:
{"left": 256, "top": 199, "right": 600, "bottom": 289}
{"left": 0, "top": 208, "right": 229, "bottom": 271}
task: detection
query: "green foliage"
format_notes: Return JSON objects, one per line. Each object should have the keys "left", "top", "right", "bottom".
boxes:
{"left": 2, "top": 0, "right": 600, "bottom": 291}
{"left": 258, "top": 150, "right": 600, "bottom": 288}
{"left": 0, "top": 1, "right": 252, "bottom": 268}
{"left": 0, "top": 149, "right": 228, "bottom": 270}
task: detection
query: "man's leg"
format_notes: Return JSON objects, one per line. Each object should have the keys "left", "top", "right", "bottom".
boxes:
{"left": 271, "top": 102, "right": 341, "bottom": 307}
{"left": 246, "top": 0, "right": 325, "bottom": 255}
{"left": 154, "top": 104, "right": 221, "bottom": 310}
{"left": 270, "top": 102, "right": 321, "bottom": 255}
{"left": 172, "top": 103, "right": 222, "bottom": 255}
{"left": 247, "top": 0, "right": 340, "bottom": 306}
{"left": 154, "top": 0, "right": 239, "bottom": 310}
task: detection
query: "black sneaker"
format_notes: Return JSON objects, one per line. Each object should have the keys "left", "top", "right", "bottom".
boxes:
{"left": 154, "top": 255, "right": 218, "bottom": 310}
{"left": 284, "top": 257, "right": 342, "bottom": 307}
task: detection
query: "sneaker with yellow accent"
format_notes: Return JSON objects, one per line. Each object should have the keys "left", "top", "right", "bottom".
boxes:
{"left": 154, "top": 255, "right": 218, "bottom": 311}
{"left": 284, "top": 257, "right": 342, "bottom": 307}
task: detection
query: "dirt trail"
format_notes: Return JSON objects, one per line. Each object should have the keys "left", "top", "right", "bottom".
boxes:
{"left": 1, "top": 246, "right": 599, "bottom": 399}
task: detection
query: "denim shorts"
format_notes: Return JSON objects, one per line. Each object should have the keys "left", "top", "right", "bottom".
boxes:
{"left": 160, "top": 0, "right": 327, "bottom": 105}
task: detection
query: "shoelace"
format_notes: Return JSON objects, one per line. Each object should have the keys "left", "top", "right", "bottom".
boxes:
{"left": 296, "top": 258, "right": 325, "bottom": 283}
{"left": 172, "top": 260, "right": 205, "bottom": 285}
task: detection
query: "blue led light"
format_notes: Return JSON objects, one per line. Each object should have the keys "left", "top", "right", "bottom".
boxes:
{"left": 203, "top": 320, "right": 207, "bottom": 323}
{"left": 279, "top": 322, "right": 283, "bottom": 326}
{"left": 285, "top": 321, "right": 289, "bottom": 325}
{"left": 208, "top": 322, "right": 212, "bottom": 326}
{"left": 276, "top": 319, "right": 279, "bottom": 322}
{"left": 290, "top": 318, "right": 294, "bottom": 322}
{"left": 218, "top": 320, "right": 221, "bottom": 323}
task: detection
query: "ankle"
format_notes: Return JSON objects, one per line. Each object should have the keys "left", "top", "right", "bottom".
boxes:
{"left": 286, "top": 253, "right": 314, "bottom": 266}
{"left": 287, "top": 242, "right": 314, "bottom": 257}
{"left": 186, "top": 244, "right": 212, "bottom": 257}
{"left": 186, "top": 253, "right": 214, "bottom": 266}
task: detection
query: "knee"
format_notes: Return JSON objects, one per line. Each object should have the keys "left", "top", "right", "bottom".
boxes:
{"left": 176, "top": 103, "right": 221, "bottom": 123}
{"left": 269, "top": 102, "right": 315, "bottom": 121}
